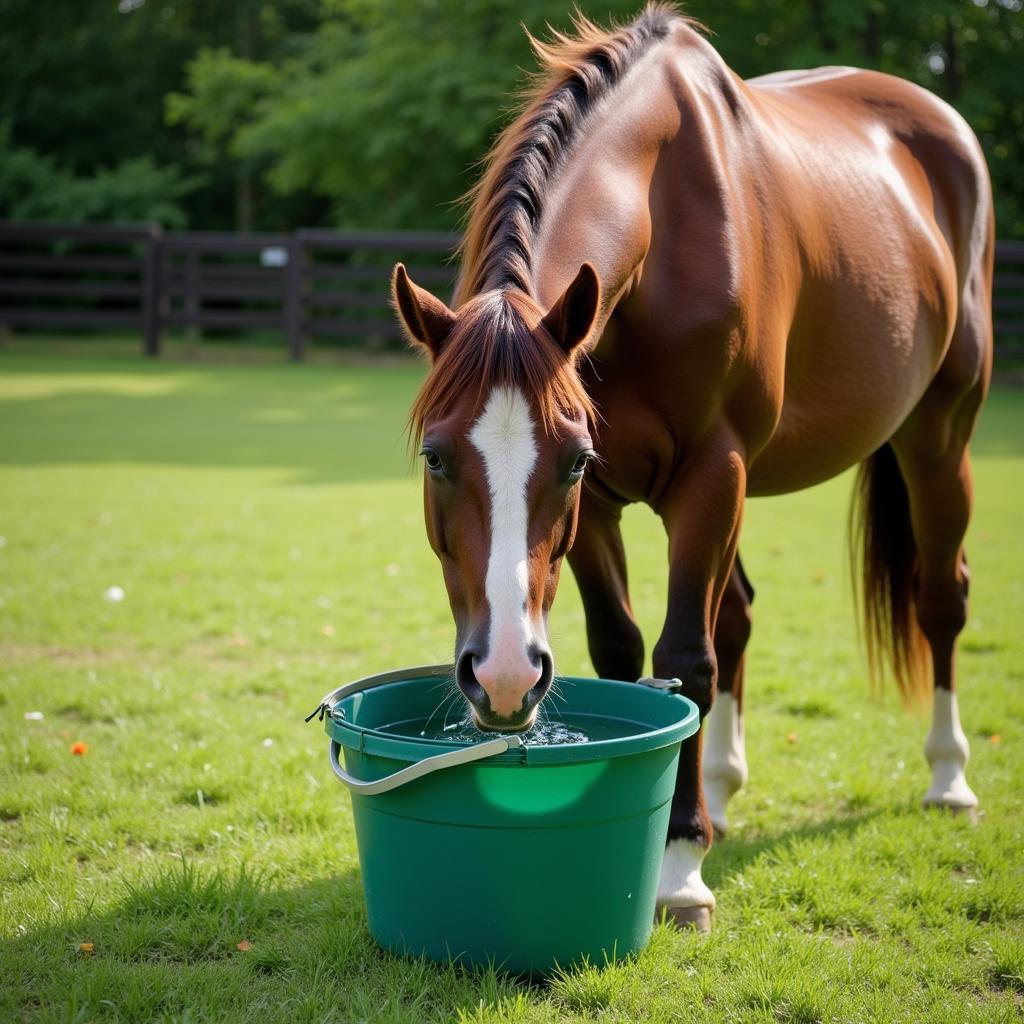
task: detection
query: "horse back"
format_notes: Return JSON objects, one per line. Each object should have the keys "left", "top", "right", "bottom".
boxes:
{"left": 617, "top": 50, "right": 994, "bottom": 495}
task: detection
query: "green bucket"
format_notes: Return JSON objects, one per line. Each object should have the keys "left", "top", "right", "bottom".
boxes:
{"left": 313, "top": 665, "right": 699, "bottom": 976}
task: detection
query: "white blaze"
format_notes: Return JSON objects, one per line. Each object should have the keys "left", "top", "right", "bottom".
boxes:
{"left": 469, "top": 386, "right": 542, "bottom": 701}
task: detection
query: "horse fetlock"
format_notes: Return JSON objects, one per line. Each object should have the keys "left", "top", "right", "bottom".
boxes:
{"left": 701, "top": 691, "right": 747, "bottom": 837}
{"left": 703, "top": 772, "right": 743, "bottom": 838}
{"left": 923, "top": 689, "right": 978, "bottom": 811}
{"left": 656, "top": 838, "right": 715, "bottom": 931}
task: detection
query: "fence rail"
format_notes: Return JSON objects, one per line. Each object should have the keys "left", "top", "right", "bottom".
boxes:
{"left": 1, "top": 219, "right": 1022, "bottom": 360}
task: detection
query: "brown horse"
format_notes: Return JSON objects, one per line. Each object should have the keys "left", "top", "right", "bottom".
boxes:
{"left": 391, "top": 3, "right": 993, "bottom": 931}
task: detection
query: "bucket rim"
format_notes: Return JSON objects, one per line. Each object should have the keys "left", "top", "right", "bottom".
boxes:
{"left": 322, "top": 667, "right": 700, "bottom": 767}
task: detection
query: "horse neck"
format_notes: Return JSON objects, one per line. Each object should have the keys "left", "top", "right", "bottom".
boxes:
{"left": 527, "top": 27, "right": 734, "bottom": 319}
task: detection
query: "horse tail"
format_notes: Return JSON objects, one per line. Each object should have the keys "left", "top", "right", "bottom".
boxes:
{"left": 849, "top": 442, "right": 929, "bottom": 705}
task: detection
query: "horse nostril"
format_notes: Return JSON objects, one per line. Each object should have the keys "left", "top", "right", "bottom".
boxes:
{"left": 456, "top": 650, "right": 486, "bottom": 706}
{"left": 523, "top": 651, "right": 554, "bottom": 710}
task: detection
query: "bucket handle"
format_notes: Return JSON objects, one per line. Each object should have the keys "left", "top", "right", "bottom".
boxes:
{"left": 307, "top": 663, "right": 456, "bottom": 724}
{"left": 329, "top": 734, "right": 523, "bottom": 795}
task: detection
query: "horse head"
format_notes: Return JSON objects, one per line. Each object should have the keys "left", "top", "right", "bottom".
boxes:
{"left": 393, "top": 262, "right": 601, "bottom": 730}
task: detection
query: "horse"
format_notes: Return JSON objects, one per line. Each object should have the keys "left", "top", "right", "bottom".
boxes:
{"left": 391, "top": 3, "right": 993, "bottom": 932}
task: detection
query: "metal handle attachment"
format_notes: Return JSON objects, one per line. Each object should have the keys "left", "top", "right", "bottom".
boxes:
{"left": 637, "top": 676, "right": 684, "bottom": 693}
{"left": 329, "top": 734, "right": 523, "bottom": 795}
{"left": 306, "top": 663, "right": 455, "bottom": 723}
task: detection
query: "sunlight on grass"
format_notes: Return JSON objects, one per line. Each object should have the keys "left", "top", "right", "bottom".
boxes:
{"left": 1, "top": 352, "right": 1021, "bottom": 1023}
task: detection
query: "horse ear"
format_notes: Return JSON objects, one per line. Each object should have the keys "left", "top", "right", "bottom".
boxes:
{"left": 541, "top": 262, "right": 601, "bottom": 354}
{"left": 391, "top": 263, "right": 457, "bottom": 358}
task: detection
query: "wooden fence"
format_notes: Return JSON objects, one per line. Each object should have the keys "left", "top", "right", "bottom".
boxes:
{"left": 1, "top": 219, "right": 1022, "bottom": 359}
{"left": 0, "top": 221, "right": 459, "bottom": 359}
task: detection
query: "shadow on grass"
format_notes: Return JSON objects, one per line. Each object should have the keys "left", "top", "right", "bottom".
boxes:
{"left": 1, "top": 810, "right": 896, "bottom": 1022}
{"left": 1, "top": 862, "right": 534, "bottom": 1023}
{"left": 1, "top": 355, "right": 1023, "bottom": 488}
{"left": 703, "top": 808, "right": 888, "bottom": 890}
{"left": 0, "top": 356, "right": 425, "bottom": 485}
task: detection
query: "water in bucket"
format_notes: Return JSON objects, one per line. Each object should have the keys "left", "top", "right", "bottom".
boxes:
{"left": 378, "top": 709, "right": 648, "bottom": 745}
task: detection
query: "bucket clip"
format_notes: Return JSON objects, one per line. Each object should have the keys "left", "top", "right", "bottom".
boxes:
{"left": 637, "top": 676, "right": 684, "bottom": 694}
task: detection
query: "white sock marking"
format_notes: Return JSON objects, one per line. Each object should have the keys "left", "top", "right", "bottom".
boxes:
{"left": 924, "top": 688, "right": 978, "bottom": 809}
{"left": 469, "top": 387, "right": 542, "bottom": 705}
{"left": 657, "top": 839, "right": 715, "bottom": 911}
{"left": 701, "top": 691, "right": 748, "bottom": 836}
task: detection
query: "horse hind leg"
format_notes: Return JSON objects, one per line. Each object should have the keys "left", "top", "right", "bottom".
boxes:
{"left": 889, "top": 369, "right": 987, "bottom": 817}
{"left": 702, "top": 556, "right": 753, "bottom": 837}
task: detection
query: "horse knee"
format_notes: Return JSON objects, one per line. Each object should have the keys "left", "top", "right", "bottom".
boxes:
{"left": 589, "top": 621, "right": 644, "bottom": 681}
{"left": 652, "top": 641, "right": 716, "bottom": 717}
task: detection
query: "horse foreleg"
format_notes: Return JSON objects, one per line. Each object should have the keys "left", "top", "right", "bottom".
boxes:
{"left": 703, "top": 556, "right": 753, "bottom": 837}
{"left": 651, "top": 435, "right": 746, "bottom": 932}
{"left": 567, "top": 482, "right": 644, "bottom": 681}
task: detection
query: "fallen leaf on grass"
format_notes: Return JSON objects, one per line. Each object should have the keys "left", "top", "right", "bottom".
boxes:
{"left": 70, "top": 742, "right": 89, "bottom": 756}
{"left": 321, "top": 624, "right": 336, "bottom": 637}
{"left": 78, "top": 942, "right": 94, "bottom": 955}
{"left": 785, "top": 732, "right": 798, "bottom": 745}
{"left": 989, "top": 734, "right": 1002, "bottom": 745}
{"left": 236, "top": 940, "right": 253, "bottom": 952}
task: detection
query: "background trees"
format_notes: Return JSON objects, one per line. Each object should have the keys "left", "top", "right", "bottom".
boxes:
{"left": 2, "top": 0, "right": 1021, "bottom": 236}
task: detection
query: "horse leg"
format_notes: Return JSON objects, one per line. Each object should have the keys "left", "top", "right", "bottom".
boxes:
{"left": 703, "top": 556, "right": 753, "bottom": 837}
{"left": 892, "top": 384, "right": 985, "bottom": 817}
{"left": 652, "top": 435, "right": 745, "bottom": 931}
{"left": 566, "top": 483, "right": 644, "bottom": 681}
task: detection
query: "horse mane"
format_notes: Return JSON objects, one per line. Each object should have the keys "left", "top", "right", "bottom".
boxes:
{"left": 454, "top": 2, "right": 686, "bottom": 305}
{"left": 412, "top": 5, "right": 688, "bottom": 441}
{"left": 409, "top": 289, "right": 595, "bottom": 444}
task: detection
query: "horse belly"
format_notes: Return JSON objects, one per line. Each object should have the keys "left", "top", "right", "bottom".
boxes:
{"left": 745, "top": 308, "right": 948, "bottom": 496}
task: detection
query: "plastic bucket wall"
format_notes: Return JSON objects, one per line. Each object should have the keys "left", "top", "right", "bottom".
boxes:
{"left": 324, "top": 672, "right": 699, "bottom": 976}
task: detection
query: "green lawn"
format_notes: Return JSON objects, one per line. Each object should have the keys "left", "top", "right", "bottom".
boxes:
{"left": 1, "top": 347, "right": 1022, "bottom": 1023}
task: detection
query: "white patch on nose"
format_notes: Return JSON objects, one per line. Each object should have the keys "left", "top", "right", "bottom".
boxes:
{"left": 469, "top": 386, "right": 541, "bottom": 709}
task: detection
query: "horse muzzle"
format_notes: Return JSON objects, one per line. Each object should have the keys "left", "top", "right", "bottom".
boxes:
{"left": 455, "top": 646, "right": 553, "bottom": 731}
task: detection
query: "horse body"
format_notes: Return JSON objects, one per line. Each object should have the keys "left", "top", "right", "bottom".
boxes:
{"left": 393, "top": 4, "right": 992, "bottom": 932}
{"left": 530, "top": 24, "right": 989, "bottom": 502}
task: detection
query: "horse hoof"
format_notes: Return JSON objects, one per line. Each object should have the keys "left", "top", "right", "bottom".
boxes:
{"left": 659, "top": 905, "right": 713, "bottom": 933}
{"left": 923, "top": 800, "right": 979, "bottom": 825}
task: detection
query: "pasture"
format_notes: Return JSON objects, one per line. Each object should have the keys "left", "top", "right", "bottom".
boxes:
{"left": 1, "top": 344, "right": 1021, "bottom": 1023}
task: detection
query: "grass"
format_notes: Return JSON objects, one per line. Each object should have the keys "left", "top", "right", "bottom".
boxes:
{"left": 0, "top": 345, "right": 1022, "bottom": 1023}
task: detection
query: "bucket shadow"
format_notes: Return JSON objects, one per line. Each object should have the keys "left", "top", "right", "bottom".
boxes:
{"left": 1, "top": 863, "right": 536, "bottom": 1022}
{"left": 2, "top": 809, "right": 899, "bottom": 1020}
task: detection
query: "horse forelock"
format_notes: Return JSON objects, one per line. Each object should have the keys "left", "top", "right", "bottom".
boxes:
{"left": 408, "top": 290, "right": 595, "bottom": 445}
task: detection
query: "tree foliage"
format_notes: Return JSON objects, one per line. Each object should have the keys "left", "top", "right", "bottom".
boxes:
{"left": 0, "top": 124, "right": 197, "bottom": 227}
{"left": 1, "top": 0, "right": 1021, "bottom": 236}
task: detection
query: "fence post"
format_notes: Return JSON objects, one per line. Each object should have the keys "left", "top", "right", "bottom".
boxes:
{"left": 184, "top": 246, "right": 201, "bottom": 345}
{"left": 142, "top": 225, "right": 164, "bottom": 356}
{"left": 286, "top": 232, "right": 307, "bottom": 361}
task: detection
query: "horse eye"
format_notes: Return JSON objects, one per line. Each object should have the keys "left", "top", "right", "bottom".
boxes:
{"left": 422, "top": 449, "right": 443, "bottom": 473}
{"left": 569, "top": 451, "right": 592, "bottom": 478}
